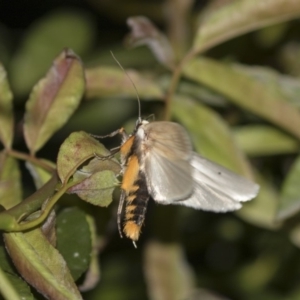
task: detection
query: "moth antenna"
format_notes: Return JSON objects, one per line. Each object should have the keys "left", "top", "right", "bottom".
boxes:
{"left": 110, "top": 51, "right": 142, "bottom": 124}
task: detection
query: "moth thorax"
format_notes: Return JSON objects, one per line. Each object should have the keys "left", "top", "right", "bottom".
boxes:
{"left": 136, "top": 126, "right": 145, "bottom": 140}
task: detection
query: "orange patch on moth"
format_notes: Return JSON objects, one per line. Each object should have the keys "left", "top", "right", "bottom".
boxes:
{"left": 126, "top": 194, "right": 136, "bottom": 202}
{"left": 125, "top": 213, "right": 135, "bottom": 219}
{"left": 120, "top": 135, "right": 135, "bottom": 157}
{"left": 125, "top": 205, "right": 136, "bottom": 213}
{"left": 124, "top": 221, "right": 141, "bottom": 241}
{"left": 121, "top": 155, "right": 139, "bottom": 192}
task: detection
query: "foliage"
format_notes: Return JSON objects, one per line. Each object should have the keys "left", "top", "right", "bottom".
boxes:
{"left": 0, "top": 0, "right": 300, "bottom": 299}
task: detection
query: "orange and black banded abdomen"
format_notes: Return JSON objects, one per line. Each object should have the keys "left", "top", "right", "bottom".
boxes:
{"left": 120, "top": 135, "right": 150, "bottom": 241}
{"left": 123, "top": 170, "right": 149, "bottom": 241}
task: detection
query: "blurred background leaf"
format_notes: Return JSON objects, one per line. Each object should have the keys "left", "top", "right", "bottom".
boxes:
{"left": 277, "top": 155, "right": 300, "bottom": 221}
{"left": 0, "top": 63, "right": 13, "bottom": 149}
{"left": 234, "top": 125, "right": 300, "bottom": 156}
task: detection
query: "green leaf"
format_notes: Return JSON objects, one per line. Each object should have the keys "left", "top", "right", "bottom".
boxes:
{"left": 78, "top": 215, "right": 100, "bottom": 291}
{"left": 172, "top": 96, "right": 253, "bottom": 177}
{"left": 182, "top": 57, "right": 300, "bottom": 140}
{"left": 79, "top": 156, "right": 121, "bottom": 176}
{"left": 57, "top": 131, "right": 112, "bottom": 184}
{"left": 69, "top": 170, "right": 118, "bottom": 207}
{"left": 56, "top": 207, "right": 91, "bottom": 281}
{"left": 0, "top": 269, "right": 35, "bottom": 300}
{"left": 10, "top": 10, "right": 94, "bottom": 97}
{"left": 24, "top": 49, "right": 85, "bottom": 154}
{"left": 68, "top": 155, "right": 120, "bottom": 207}
{"left": 235, "top": 65, "right": 300, "bottom": 108}
{"left": 234, "top": 125, "right": 300, "bottom": 156}
{"left": 0, "top": 63, "right": 14, "bottom": 149}
{"left": 0, "top": 152, "right": 22, "bottom": 210}
{"left": 277, "top": 155, "right": 300, "bottom": 221}
{"left": 0, "top": 244, "right": 34, "bottom": 300}
{"left": 193, "top": 0, "right": 300, "bottom": 53}
{"left": 85, "top": 66, "right": 163, "bottom": 100}
{"left": 4, "top": 228, "right": 82, "bottom": 300}
{"left": 177, "top": 80, "right": 227, "bottom": 107}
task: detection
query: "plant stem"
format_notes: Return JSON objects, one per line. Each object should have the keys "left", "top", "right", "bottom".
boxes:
{"left": 0, "top": 173, "right": 59, "bottom": 231}
{"left": 8, "top": 149, "right": 55, "bottom": 173}
{"left": 13, "top": 180, "right": 75, "bottom": 231}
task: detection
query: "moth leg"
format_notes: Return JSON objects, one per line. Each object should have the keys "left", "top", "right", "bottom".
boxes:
{"left": 93, "top": 127, "right": 129, "bottom": 160}
{"left": 91, "top": 127, "right": 124, "bottom": 139}
{"left": 94, "top": 146, "right": 121, "bottom": 161}
{"left": 146, "top": 113, "right": 155, "bottom": 122}
{"left": 117, "top": 190, "right": 126, "bottom": 238}
{"left": 91, "top": 127, "right": 129, "bottom": 139}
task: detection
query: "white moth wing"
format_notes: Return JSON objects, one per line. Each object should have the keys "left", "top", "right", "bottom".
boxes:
{"left": 137, "top": 121, "right": 194, "bottom": 202}
{"left": 191, "top": 153, "right": 259, "bottom": 202}
{"left": 144, "top": 149, "right": 193, "bottom": 202}
{"left": 178, "top": 182, "right": 243, "bottom": 211}
{"left": 177, "top": 153, "right": 259, "bottom": 212}
{"left": 136, "top": 121, "right": 259, "bottom": 211}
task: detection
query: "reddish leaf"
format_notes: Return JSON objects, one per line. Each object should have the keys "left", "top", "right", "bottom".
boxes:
{"left": 24, "top": 49, "right": 85, "bottom": 155}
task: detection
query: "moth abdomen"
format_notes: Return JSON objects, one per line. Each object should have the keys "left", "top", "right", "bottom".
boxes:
{"left": 123, "top": 172, "right": 149, "bottom": 241}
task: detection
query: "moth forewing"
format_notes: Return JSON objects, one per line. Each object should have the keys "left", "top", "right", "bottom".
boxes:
{"left": 138, "top": 121, "right": 193, "bottom": 160}
{"left": 136, "top": 121, "right": 194, "bottom": 202}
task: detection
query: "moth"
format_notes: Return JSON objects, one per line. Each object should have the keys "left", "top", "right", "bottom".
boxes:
{"left": 98, "top": 117, "right": 259, "bottom": 246}
{"left": 96, "top": 55, "right": 259, "bottom": 246}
